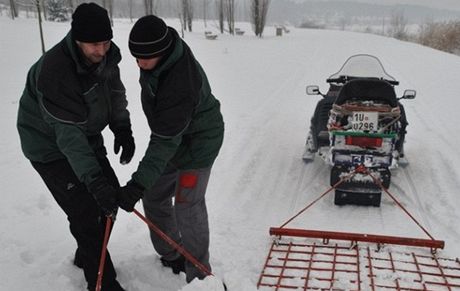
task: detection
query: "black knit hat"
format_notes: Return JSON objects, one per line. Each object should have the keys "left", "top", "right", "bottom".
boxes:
{"left": 129, "top": 15, "right": 173, "bottom": 59}
{"left": 71, "top": 3, "right": 112, "bottom": 42}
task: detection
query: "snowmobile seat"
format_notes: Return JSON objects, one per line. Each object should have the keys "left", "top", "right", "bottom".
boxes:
{"left": 326, "top": 83, "right": 342, "bottom": 98}
{"left": 335, "top": 79, "right": 398, "bottom": 108}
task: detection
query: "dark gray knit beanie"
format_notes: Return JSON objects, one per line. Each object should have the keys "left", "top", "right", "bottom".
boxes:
{"left": 129, "top": 15, "right": 173, "bottom": 59}
{"left": 71, "top": 3, "right": 112, "bottom": 42}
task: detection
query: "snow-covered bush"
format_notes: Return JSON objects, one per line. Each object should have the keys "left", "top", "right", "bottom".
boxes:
{"left": 418, "top": 20, "right": 460, "bottom": 55}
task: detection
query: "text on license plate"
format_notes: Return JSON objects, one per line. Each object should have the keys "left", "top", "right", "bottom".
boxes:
{"left": 351, "top": 111, "right": 378, "bottom": 131}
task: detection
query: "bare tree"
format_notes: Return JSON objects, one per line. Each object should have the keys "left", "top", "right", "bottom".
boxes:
{"left": 186, "top": 0, "right": 193, "bottom": 31}
{"left": 107, "top": 0, "right": 113, "bottom": 23}
{"left": 338, "top": 16, "right": 349, "bottom": 31}
{"left": 144, "top": 0, "right": 153, "bottom": 15}
{"left": 67, "top": 0, "right": 74, "bottom": 13}
{"left": 224, "top": 0, "right": 235, "bottom": 35}
{"left": 180, "top": 0, "right": 193, "bottom": 31}
{"left": 250, "top": 0, "right": 270, "bottom": 37}
{"left": 128, "top": 0, "right": 133, "bottom": 22}
{"left": 35, "top": 0, "right": 46, "bottom": 54}
{"left": 100, "top": 0, "right": 113, "bottom": 24}
{"left": 182, "top": 0, "right": 188, "bottom": 30}
{"left": 41, "top": 0, "right": 48, "bottom": 20}
{"left": 9, "top": 0, "right": 18, "bottom": 19}
{"left": 217, "top": 0, "right": 224, "bottom": 33}
{"left": 418, "top": 19, "right": 437, "bottom": 47}
{"left": 178, "top": 12, "right": 185, "bottom": 38}
{"left": 203, "top": 0, "right": 209, "bottom": 28}
{"left": 181, "top": 0, "right": 187, "bottom": 30}
{"left": 441, "top": 22, "right": 460, "bottom": 54}
{"left": 418, "top": 20, "right": 460, "bottom": 54}
{"left": 388, "top": 9, "right": 408, "bottom": 40}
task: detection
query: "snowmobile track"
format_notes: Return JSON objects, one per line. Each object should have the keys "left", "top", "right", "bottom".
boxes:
{"left": 401, "top": 166, "right": 432, "bottom": 231}
{"left": 289, "top": 158, "right": 328, "bottom": 214}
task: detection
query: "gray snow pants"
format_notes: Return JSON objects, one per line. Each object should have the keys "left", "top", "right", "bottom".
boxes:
{"left": 142, "top": 164, "right": 212, "bottom": 283}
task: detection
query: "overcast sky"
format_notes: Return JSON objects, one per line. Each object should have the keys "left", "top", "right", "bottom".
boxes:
{"left": 360, "top": 0, "right": 459, "bottom": 10}
{"left": 297, "top": 0, "right": 460, "bottom": 12}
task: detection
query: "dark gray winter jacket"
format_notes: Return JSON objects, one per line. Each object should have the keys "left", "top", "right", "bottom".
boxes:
{"left": 17, "top": 32, "right": 132, "bottom": 187}
{"left": 131, "top": 28, "right": 224, "bottom": 190}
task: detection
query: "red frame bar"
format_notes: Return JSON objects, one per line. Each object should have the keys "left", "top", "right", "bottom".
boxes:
{"left": 367, "top": 247, "right": 376, "bottom": 291}
{"left": 355, "top": 246, "right": 362, "bottom": 291}
{"left": 270, "top": 227, "right": 445, "bottom": 250}
{"left": 302, "top": 243, "right": 315, "bottom": 290}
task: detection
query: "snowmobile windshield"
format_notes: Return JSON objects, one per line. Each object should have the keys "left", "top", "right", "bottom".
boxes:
{"left": 328, "top": 54, "right": 398, "bottom": 85}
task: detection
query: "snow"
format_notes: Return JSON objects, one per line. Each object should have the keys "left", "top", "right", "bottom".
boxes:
{"left": 1, "top": 16, "right": 460, "bottom": 291}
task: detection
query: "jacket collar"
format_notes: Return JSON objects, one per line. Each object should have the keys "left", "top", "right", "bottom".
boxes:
{"left": 64, "top": 31, "right": 121, "bottom": 76}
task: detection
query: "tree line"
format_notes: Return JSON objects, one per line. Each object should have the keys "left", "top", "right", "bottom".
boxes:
{"left": 4, "top": 0, "right": 271, "bottom": 37}
{"left": 385, "top": 12, "right": 460, "bottom": 56}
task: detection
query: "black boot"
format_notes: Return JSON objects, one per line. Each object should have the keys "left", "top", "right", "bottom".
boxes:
{"left": 87, "top": 279, "right": 126, "bottom": 291}
{"left": 160, "top": 255, "right": 186, "bottom": 274}
{"left": 102, "top": 280, "right": 126, "bottom": 291}
{"left": 73, "top": 248, "right": 84, "bottom": 269}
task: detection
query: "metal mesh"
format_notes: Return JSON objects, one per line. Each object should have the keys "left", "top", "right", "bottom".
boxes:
{"left": 258, "top": 239, "right": 460, "bottom": 291}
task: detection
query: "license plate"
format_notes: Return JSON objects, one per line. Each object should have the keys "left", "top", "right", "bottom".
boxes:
{"left": 351, "top": 111, "right": 378, "bottom": 132}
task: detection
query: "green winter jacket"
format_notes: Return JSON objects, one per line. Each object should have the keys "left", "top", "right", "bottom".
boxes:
{"left": 131, "top": 28, "right": 224, "bottom": 190}
{"left": 17, "top": 32, "right": 132, "bottom": 187}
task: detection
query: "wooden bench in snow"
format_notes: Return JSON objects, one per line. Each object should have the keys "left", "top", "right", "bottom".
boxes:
{"left": 204, "top": 31, "right": 218, "bottom": 40}
{"left": 235, "top": 28, "right": 245, "bottom": 35}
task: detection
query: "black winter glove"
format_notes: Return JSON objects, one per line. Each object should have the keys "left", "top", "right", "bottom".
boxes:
{"left": 88, "top": 178, "right": 119, "bottom": 217}
{"left": 118, "top": 181, "right": 144, "bottom": 212}
{"left": 114, "top": 130, "right": 135, "bottom": 165}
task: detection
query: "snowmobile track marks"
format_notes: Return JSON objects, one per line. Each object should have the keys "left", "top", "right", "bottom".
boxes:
{"left": 289, "top": 160, "right": 328, "bottom": 214}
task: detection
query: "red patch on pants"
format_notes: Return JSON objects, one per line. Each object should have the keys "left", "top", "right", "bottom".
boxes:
{"left": 179, "top": 173, "right": 198, "bottom": 188}
{"left": 176, "top": 173, "right": 198, "bottom": 203}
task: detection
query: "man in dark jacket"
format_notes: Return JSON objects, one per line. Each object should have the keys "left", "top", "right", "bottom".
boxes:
{"left": 117, "top": 15, "right": 224, "bottom": 283}
{"left": 17, "top": 3, "right": 133, "bottom": 291}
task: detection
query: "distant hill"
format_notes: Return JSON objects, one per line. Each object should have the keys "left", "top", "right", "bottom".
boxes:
{"left": 268, "top": 0, "right": 460, "bottom": 26}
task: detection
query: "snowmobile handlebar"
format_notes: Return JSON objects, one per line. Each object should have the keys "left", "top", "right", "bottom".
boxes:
{"left": 327, "top": 75, "right": 400, "bottom": 86}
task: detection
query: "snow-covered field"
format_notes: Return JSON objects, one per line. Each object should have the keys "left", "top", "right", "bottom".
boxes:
{"left": 1, "top": 16, "right": 460, "bottom": 291}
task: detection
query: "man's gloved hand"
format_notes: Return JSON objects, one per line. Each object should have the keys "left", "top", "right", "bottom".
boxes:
{"left": 114, "top": 130, "right": 135, "bottom": 165}
{"left": 118, "top": 181, "right": 144, "bottom": 212}
{"left": 88, "top": 178, "right": 119, "bottom": 217}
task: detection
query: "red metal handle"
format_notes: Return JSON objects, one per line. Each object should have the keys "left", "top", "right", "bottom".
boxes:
{"left": 133, "top": 209, "right": 213, "bottom": 277}
{"left": 96, "top": 216, "right": 113, "bottom": 291}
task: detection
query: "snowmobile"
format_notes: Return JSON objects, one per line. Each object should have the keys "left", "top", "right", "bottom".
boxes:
{"left": 303, "top": 54, "right": 416, "bottom": 206}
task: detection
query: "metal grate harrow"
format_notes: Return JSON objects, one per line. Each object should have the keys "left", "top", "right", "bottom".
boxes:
{"left": 258, "top": 238, "right": 460, "bottom": 291}
{"left": 257, "top": 166, "right": 460, "bottom": 290}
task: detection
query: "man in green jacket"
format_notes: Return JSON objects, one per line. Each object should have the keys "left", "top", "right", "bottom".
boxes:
{"left": 17, "top": 3, "right": 133, "bottom": 291}
{"left": 118, "top": 15, "right": 224, "bottom": 283}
